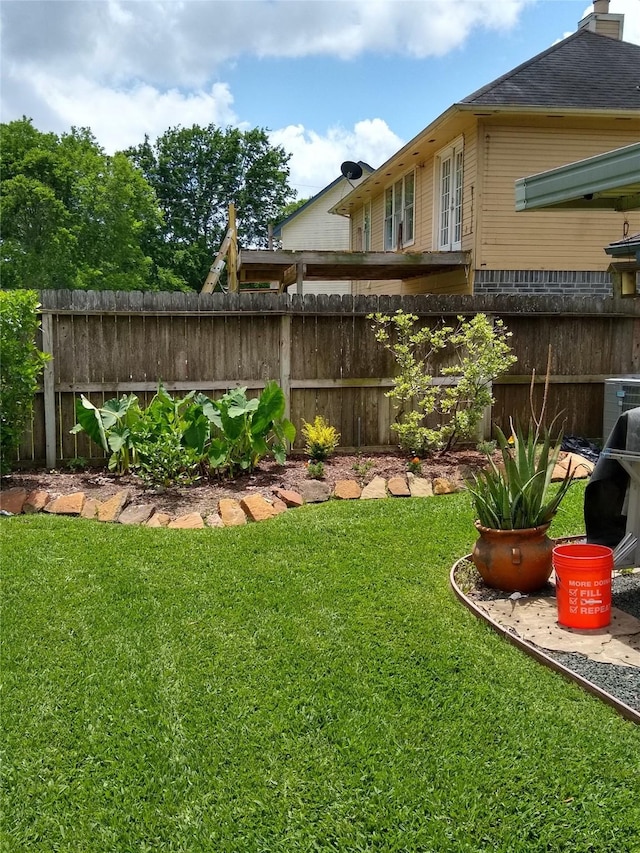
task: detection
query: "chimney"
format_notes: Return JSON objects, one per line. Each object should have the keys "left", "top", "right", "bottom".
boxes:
{"left": 578, "top": 0, "right": 624, "bottom": 39}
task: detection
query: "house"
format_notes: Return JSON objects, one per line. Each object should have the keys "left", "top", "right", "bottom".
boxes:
{"left": 328, "top": 0, "right": 640, "bottom": 297}
{"left": 271, "top": 162, "right": 373, "bottom": 295}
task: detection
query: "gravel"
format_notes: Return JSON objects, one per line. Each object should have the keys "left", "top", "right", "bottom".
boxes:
{"left": 463, "top": 567, "right": 640, "bottom": 714}
{"left": 545, "top": 573, "right": 640, "bottom": 712}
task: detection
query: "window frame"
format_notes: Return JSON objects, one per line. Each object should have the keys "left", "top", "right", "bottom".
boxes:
{"left": 435, "top": 137, "right": 464, "bottom": 251}
{"left": 383, "top": 170, "right": 416, "bottom": 251}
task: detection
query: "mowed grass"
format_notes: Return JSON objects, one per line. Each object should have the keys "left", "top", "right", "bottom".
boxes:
{"left": 2, "top": 481, "right": 639, "bottom": 852}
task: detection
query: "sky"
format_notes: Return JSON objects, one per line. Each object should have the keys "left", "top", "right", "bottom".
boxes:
{"left": 1, "top": 0, "right": 639, "bottom": 199}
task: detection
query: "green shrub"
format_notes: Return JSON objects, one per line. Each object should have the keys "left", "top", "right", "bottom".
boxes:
{"left": 369, "top": 311, "right": 517, "bottom": 454}
{"left": 306, "top": 460, "right": 325, "bottom": 479}
{"left": 301, "top": 415, "right": 340, "bottom": 461}
{"left": 0, "top": 291, "right": 50, "bottom": 474}
{"left": 71, "top": 381, "right": 296, "bottom": 482}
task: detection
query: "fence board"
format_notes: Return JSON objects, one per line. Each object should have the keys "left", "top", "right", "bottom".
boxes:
{"left": 12, "top": 290, "right": 640, "bottom": 467}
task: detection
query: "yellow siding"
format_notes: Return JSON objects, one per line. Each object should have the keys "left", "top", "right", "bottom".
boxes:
{"left": 401, "top": 269, "right": 470, "bottom": 294}
{"left": 352, "top": 279, "right": 402, "bottom": 295}
{"left": 476, "top": 123, "right": 640, "bottom": 270}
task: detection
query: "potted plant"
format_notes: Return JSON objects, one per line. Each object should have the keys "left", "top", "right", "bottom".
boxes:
{"left": 467, "top": 421, "right": 574, "bottom": 592}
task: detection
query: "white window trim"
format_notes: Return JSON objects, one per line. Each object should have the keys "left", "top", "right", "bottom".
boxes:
{"left": 362, "top": 201, "right": 371, "bottom": 252}
{"left": 434, "top": 136, "right": 464, "bottom": 251}
{"left": 384, "top": 170, "right": 416, "bottom": 251}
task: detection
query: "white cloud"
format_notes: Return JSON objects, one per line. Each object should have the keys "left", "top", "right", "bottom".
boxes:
{"left": 1, "top": 0, "right": 539, "bottom": 88}
{"left": 270, "top": 119, "right": 404, "bottom": 197}
{"left": 21, "top": 75, "right": 242, "bottom": 152}
{"left": 1, "top": 0, "right": 638, "bottom": 202}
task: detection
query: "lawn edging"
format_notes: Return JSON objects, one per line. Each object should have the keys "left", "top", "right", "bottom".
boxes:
{"left": 450, "top": 553, "right": 640, "bottom": 725}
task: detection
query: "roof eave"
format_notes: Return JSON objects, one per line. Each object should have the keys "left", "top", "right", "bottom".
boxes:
{"left": 329, "top": 105, "right": 461, "bottom": 216}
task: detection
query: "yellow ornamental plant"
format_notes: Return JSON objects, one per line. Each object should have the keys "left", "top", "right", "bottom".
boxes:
{"left": 302, "top": 416, "right": 340, "bottom": 461}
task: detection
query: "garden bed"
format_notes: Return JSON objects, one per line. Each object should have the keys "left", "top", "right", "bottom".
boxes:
{"left": 2, "top": 448, "right": 490, "bottom": 518}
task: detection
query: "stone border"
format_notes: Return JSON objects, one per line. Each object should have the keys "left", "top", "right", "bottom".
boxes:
{"left": 0, "top": 456, "right": 594, "bottom": 529}
{"left": 0, "top": 473, "right": 459, "bottom": 529}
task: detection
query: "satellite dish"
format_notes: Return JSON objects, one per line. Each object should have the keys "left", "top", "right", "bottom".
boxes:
{"left": 340, "top": 160, "right": 363, "bottom": 181}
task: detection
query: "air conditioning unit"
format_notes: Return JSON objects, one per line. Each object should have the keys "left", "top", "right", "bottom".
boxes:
{"left": 603, "top": 376, "right": 640, "bottom": 440}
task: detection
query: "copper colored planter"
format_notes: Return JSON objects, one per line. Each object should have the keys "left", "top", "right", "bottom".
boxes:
{"left": 472, "top": 521, "right": 554, "bottom": 593}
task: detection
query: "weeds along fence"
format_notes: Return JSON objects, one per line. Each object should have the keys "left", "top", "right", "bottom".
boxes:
{"left": 16, "top": 289, "right": 640, "bottom": 468}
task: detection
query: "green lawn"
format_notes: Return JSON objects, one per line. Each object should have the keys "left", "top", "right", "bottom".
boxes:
{"left": 2, "top": 481, "right": 639, "bottom": 852}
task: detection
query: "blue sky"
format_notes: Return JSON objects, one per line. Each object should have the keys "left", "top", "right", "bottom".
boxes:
{"left": 1, "top": 0, "right": 638, "bottom": 198}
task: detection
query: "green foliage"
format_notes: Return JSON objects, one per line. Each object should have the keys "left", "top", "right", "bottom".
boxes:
{"left": 207, "top": 382, "right": 296, "bottom": 478}
{"left": 369, "top": 311, "right": 517, "bottom": 454}
{"left": 301, "top": 415, "right": 340, "bottom": 461}
{"left": 128, "top": 386, "right": 206, "bottom": 487}
{"left": 126, "top": 125, "right": 295, "bottom": 291}
{"left": 0, "top": 118, "right": 185, "bottom": 292}
{"left": 71, "top": 392, "right": 142, "bottom": 474}
{"left": 71, "top": 381, "right": 295, "bottom": 482}
{"left": 306, "top": 460, "right": 325, "bottom": 479}
{"left": 407, "top": 456, "right": 422, "bottom": 475}
{"left": 351, "top": 455, "right": 374, "bottom": 484}
{"left": 467, "top": 422, "right": 575, "bottom": 530}
{"left": 66, "top": 457, "right": 88, "bottom": 472}
{"left": 0, "top": 291, "right": 50, "bottom": 473}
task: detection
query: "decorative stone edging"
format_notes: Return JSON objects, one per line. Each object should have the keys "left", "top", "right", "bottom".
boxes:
{"left": 0, "top": 474, "right": 458, "bottom": 529}
{"left": 0, "top": 453, "right": 594, "bottom": 530}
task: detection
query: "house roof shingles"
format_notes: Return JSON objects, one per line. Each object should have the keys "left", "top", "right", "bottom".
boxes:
{"left": 461, "top": 28, "right": 640, "bottom": 110}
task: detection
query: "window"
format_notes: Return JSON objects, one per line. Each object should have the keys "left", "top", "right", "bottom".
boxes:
{"left": 436, "top": 140, "right": 463, "bottom": 250}
{"left": 355, "top": 203, "right": 371, "bottom": 251}
{"left": 363, "top": 202, "right": 371, "bottom": 251}
{"left": 384, "top": 171, "right": 415, "bottom": 250}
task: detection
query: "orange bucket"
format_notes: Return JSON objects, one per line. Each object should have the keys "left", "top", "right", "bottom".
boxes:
{"left": 553, "top": 543, "right": 613, "bottom": 629}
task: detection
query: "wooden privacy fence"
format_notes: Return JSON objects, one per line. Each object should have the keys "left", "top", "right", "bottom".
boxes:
{"left": 16, "top": 290, "right": 640, "bottom": 468}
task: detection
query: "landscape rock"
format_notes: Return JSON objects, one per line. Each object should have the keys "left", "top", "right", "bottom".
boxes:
{"left": 333, "top": 479, "right": 362, "bottom": 500}
{"left": 0, "top": 488, "right": 27, "bottom": 515}
{"left": 119, "top": 504, "right": 156, "bottom": 525}
{"left": 387, "top": 476, "right": 410, "bottom": 497}
{"left": 81, "top": 498, "right": 100, "bottom": 519}
{"left": 168, "top": 512, "right": 205, "bottom": 529}
{"left": 360, "top": 476, "right": 387, "bottom": 500}
{"left": 433, "top": 477, "right": 457, "bottom": 495}
{"left": 241, "top": 493, "right": 277, "bottom": 522}
{"left": 273, "top": 488, "right": 304, "bottom": 508}
{"left": 299, "top": 480, "right": 332, "bottom": 503}
{"left": 270, "top": 497, "right": 288, "bottom": 515}
{"left": 407, "top": 473, "right": 433, "bottom": 497}
{"left": 146, "top": 512, "right": 172, "bottom": 528}
{"left": 205, "top": 512, "right": 224, "bottom": 528}
{"left": 97, "top": 490, "right": 130, "bottom": 522}
{"left": 23, "top": 489, "right": 50, "bottom": 513}
{"left": 44, "top": 491, "right": 85, "bottom": 515}
{"left": 219, "top": 498, "right": 247, "bottom": 526}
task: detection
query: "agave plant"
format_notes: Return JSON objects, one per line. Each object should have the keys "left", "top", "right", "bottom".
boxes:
{"left": 467, "top": 421, "right": 574, "bottom": 530}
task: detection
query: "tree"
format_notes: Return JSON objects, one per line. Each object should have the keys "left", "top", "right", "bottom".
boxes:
{"left": 0, "top": 118, "right": 183, "bottom": 291}
{"left": 126, "top": 125, "right": 295, "bottom": 291}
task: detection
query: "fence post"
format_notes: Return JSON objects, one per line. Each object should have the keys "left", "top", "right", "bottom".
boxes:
{"left": 40, "top": 312, "right": 57, "bottom": 469}
{"left": 280, "top": 314, "right": 291, "bottom": 422}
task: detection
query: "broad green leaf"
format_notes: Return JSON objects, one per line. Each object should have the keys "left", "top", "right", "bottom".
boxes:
{"left": 73, "top": 395, "right": 108, "bottom": 452}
